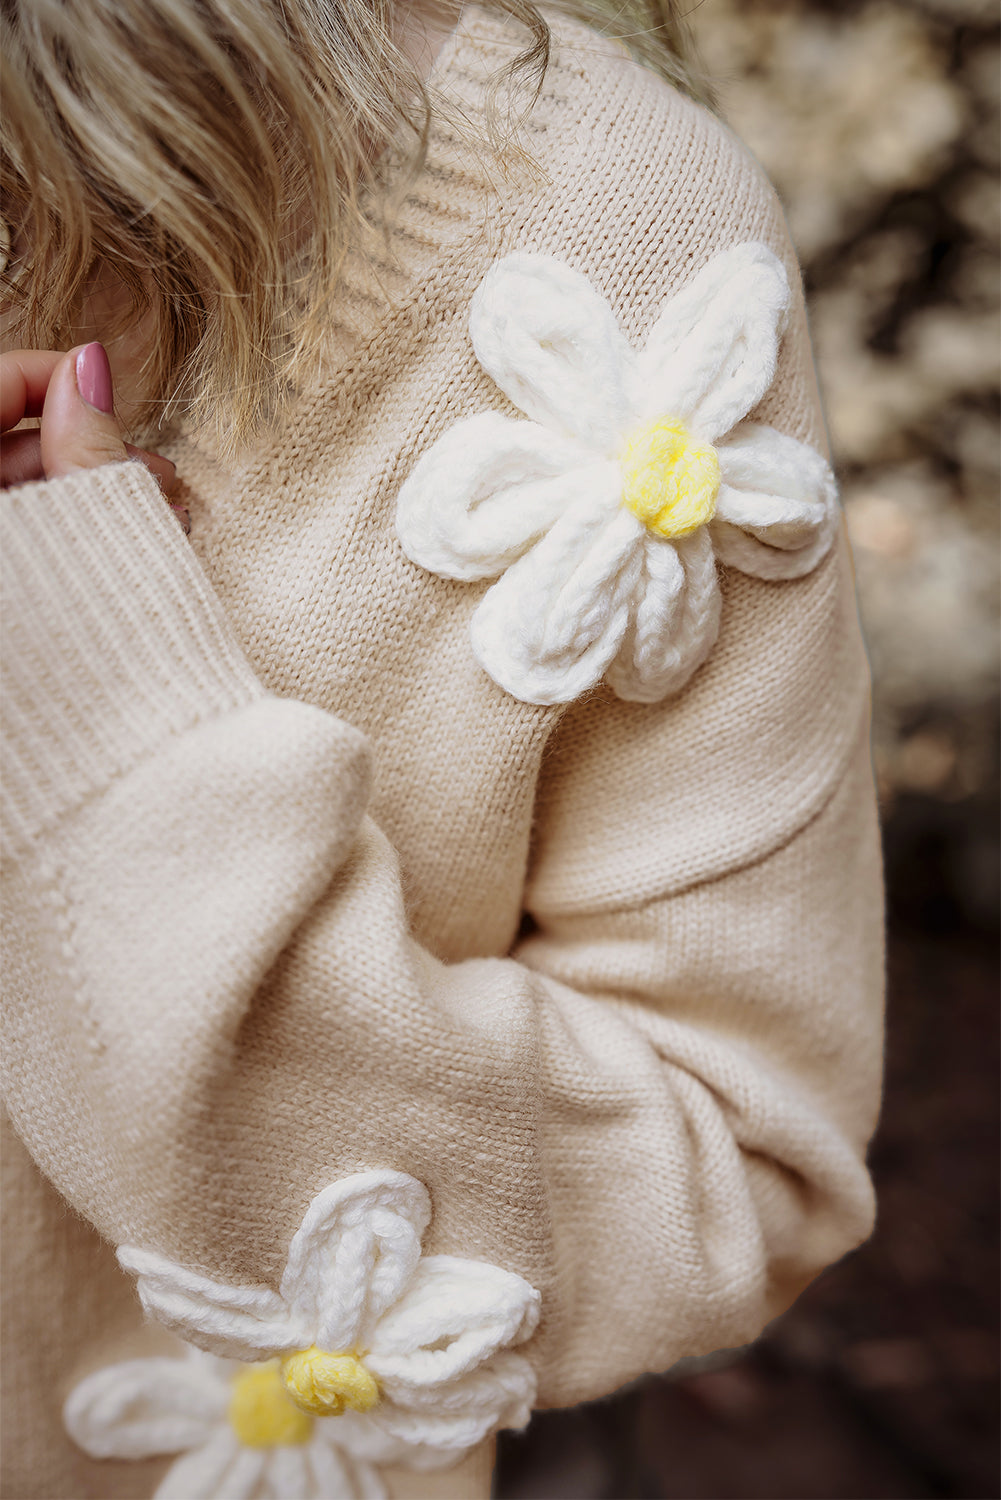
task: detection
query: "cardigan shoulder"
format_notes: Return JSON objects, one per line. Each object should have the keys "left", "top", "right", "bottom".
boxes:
{"left": 436, "top": 8, "right": 827, "bottom": 456}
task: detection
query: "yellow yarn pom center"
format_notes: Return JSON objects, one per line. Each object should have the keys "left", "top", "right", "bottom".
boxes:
{"left": 228, "top": 1361, "right": 314, "bottom": 1448}
{"left": 280, "top": 1346, "right": 380, "bottom": 1417}
{"left": 619, "top": 418, "right": 720, "bottom": 538}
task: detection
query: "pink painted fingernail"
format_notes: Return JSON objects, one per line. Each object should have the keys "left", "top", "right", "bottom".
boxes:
{"left": 169, "top": 502, "right": 191, "bottom": 535}
{"left": 75, "top": 342, "right": 114, "bottom": 414}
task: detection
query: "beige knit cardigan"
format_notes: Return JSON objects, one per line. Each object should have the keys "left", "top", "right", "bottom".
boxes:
{"left": 1, "top": 10, "right": 884, "bottom": 1498}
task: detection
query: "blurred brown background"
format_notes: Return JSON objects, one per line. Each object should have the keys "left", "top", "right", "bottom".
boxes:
{"left": 496, "top": 1, "right": 1000, "bottom": 1495}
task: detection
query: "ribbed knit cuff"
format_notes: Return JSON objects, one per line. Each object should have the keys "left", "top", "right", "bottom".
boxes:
{"left": 2, "top": 462, "right": 265, "bottom": 858}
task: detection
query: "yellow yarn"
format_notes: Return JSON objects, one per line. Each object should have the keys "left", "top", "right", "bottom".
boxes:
{"left": 280, "top": 1346, "right": 380, "bottom": 1418}
{"left": 619, "top": 418, "right": 720, "bottom": 538}
{"left": 228, "top": 1361, "right": 314, "bottom": 1448}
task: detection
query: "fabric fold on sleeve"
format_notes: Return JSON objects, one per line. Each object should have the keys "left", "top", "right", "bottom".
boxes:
{"left": 2, "top": 460, "right": 881, "bottom": 1415}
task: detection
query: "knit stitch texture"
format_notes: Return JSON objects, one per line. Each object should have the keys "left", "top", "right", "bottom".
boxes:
{"left": 395, "top": 244, "right": 838, "bottom": 704}
{"left": 1, "top": 10, "right": 883, "bottom": 1499}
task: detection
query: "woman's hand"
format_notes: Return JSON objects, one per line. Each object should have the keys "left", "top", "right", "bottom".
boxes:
{"left": 1, "top": 344, "right": 178, "bottom": 499}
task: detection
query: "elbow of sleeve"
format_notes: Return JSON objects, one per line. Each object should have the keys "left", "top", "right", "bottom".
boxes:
{"left": 1, "top": 696, "right": 373, "bottom": 1248}
{"left": 742, "top": 1129, "right": 877, "bottom": 1329}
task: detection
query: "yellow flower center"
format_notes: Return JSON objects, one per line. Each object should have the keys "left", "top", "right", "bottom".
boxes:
{"left": 280, "top": 1346, "right": 380, "bottom": 1418}
{"left": 228, "top": 1361, "right": 314, "bottom": 1448}
{"left": 619, "top": 418, "right": 720, "bottom": 539}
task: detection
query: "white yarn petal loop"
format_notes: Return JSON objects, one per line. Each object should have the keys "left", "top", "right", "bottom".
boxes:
{"left": 152, "top": 1430, "right": 249, "bottom": 1500}
{"left": 279, "top": 1171, "right": 429, "bottom": 1352}
{"left": 606, "top": 528, "right": 721, "bottom": 704}
{"left": 366, "top": 1254, "right": 542, "bottom": 1387}
{"left": 306, "top": 1439, "right": 388, "bottom": 1500}
{"left": 470, "top": 253, "right": 635, "bottom": 448}
{"left": 69, "top": 1171, "right": 539, "bottom": 1499}
{"left": 395, "top": 412, "right": 590, "bottom": 581}
{"left": 63, "top": 1354, "right": 228, "bottom": 1460}
{"left": 374, "top": 1351, "right": 537, "bottom": 1431}
{"left": 632, "top": 242, "right": 791, "bottom": 443}
{"left": 171, "top": 1439, "right": 266, "bottom": 1500}
{"left": 333, "top": 1350, "right": 535, "bottom": 1468}
{"left": 470, "top": 476, "right": 644, "bottom": 705}
{"left": 712, "top": 423, "right": 839, "bottom": 579}
{"left": 117, "top": 1246, "right": 298, "bottom": 1361}
{"left": 396, "top": 243, "right": 836, "bottom": 707}
{"left": 266, "top": 1444, "right": 313, "bottom": 1500}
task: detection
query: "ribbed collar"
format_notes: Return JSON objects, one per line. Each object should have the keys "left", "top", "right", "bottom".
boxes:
{"left": 179, "top": 6, "right": 585, "bottom": 461}
{"left": 321, "top": 5, "right": 574, "bottom": 352}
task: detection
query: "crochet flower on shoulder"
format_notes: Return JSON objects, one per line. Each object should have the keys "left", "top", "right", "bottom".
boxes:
{"left": 396, "top": 243, "right": 839, "bottom": 706}
{"left": 64, "top": 1171, "right": 540, "bottom": 1500}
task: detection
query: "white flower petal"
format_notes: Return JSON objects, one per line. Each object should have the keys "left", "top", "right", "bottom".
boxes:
{"left": 396, "top": 411, "right": 589, "bottom": 580}
{"left": 337, "top": 1350, "right": 535, "bottom": 1468}
{"left": 713, "top": 423, "right": 839, "bottom": 579}
{"left": 280, "top": 1171, "right": 430, "bottom": 1353}
{"left": 316, "top": 1412, "right": 410, "bottom": 1468}
{"left": 470, "top": 253, "right": 634, "bottom": 447}
{"left": 601, "top": 538, "right": 686, "bottom": 698}
{"left": 212, "top": 1441, "right": 268, "bottom": 1500}
{"left": 117, "top": 1247, "right": 298, "bottom": 1361}
{"left": 353, "top": 1459, "right": 390, "bottom": 1500}
{"left": 470, "top": 468, "right": 644, "bottom": 704}
{"left": 153, "top": 1430, "right": 246, "bottom": 1500}
{"left": 367, "top": 1254, "right": 539, "bottom": 1391}
{"left": 633, "top": 243, "right": 790, "bottom": 444}
{"left": 606, "top": 528, "right": 721, "bottom": 702}
{"left": 374, "top": 1347, "right": 537, "bottom": 1427}
{"left": 64, "top": 1355, "right": 229, "bottom": 1460}
{"left": 309, "top": 1436, "right": 388, "bottom": 1500}
{"left": 263, "top": 1443, "right": 314, "bottom": 1499}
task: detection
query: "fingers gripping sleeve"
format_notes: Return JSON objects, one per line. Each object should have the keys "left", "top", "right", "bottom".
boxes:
{"left": 1, "top": 463, "right": 883, "bottom": 1413}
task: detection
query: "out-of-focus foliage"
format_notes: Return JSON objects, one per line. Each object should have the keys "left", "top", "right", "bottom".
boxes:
{"left": 689, "top": 0, "right": 1000, "bottom": 807}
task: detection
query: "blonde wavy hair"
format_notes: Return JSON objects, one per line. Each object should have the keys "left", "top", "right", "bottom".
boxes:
{"left": 1, "top": 0, "right": 714, "bottom": 449}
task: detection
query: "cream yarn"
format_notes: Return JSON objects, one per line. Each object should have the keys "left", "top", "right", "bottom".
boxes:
{"left": 65, "top": 1171, "right": 540, "bottom": 1498}
{"left": 396, "top": 244, "right": 839, "bottom": 705}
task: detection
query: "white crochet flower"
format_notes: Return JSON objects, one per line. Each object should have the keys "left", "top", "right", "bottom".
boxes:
{"left": 396, "top": 243, "right": 838, "bottom": 706}
{"left": 65, "top": 1348, "right": 390, "bottom": 1500}
{"left": 64, "top": 1171, "right": 540, "bottom": 1500}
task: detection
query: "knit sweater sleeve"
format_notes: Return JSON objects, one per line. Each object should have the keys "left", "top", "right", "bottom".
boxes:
{"left": 2, "top": 464, "right": 881, "bottom": 1413}
{"left": 517, "top": 556, "right": 883, "bottom": 1396}
{"left": 1, "top": 29, "right": 883, "bottom": 1453}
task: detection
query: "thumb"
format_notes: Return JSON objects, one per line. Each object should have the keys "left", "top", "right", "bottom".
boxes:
{"left": 40, "top": 343, "right": 129, "bottom": 480}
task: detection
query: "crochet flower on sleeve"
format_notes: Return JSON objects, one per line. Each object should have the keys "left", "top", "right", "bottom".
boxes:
{"left": 395, "top": 243, "right": 839, "bottom": 706}
{"left": 64, "top": 1171, "right": 540, "bottom": 1500}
